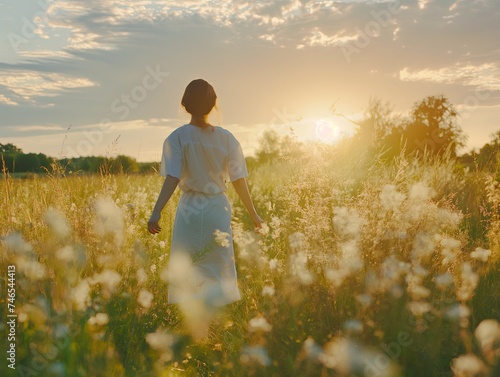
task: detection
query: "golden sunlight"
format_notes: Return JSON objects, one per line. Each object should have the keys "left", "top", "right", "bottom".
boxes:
{"left": 313, "top": 117, "right": 357, "bottom": 145}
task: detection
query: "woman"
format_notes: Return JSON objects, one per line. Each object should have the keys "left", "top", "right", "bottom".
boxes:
{"left": 148, "top": 79, "right": 263, "bottom": 309}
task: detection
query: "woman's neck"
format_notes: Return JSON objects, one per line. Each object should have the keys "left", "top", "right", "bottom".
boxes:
{"left": 189, "top": 115, "right": 210, "bottom": 128}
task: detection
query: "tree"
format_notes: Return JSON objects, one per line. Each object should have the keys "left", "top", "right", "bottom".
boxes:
{"left": 0, "top": 143, "right": 23, "bottom": 172}
{"left": 0, "top": 143, "right": 23, "bottom": 155}
{"left": 403, "top": 95, "right": 466, "bottom": 157}
{"left": 15, "top": 153, "right": 41, "bottom": 172}
{"left": 354, "top": 98, "right": 399, "bottom": 149}
{"left": 111, "top": 155, "right": 139, "bottom": 174}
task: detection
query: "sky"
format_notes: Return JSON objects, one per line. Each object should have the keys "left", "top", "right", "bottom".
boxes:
{"left": 0, "top": 0, "right": 499, "bottom": 162}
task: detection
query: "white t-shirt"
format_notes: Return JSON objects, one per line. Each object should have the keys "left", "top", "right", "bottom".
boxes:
{"left": 159, "top": 124, "right": 248, "bottom": 194}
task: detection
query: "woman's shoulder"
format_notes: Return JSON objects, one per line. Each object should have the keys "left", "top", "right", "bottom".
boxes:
{"left": 215, "top": 126, "right": 238, "bottom": 141}
{"left": 165, "top": 124, "right": 189, "bottom": 140}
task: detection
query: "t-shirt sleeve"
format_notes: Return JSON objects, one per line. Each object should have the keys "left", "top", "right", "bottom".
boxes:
{"left": 227, "top": 134, "right": 248, "bottom": 182}
{"left": 159, "top": 132, "right": 182, "bottom": 179}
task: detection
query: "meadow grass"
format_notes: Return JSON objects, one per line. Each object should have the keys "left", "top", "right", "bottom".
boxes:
{"left": 1, "top": 145, "right": 499, "bottom": 377}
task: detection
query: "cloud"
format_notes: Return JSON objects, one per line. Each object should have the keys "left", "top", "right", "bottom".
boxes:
{"left": 0, "top": 93, "right": 18, "bottom": 106}
{"left": 398, "top": 63, "right": 500, "bottom": 91}
{"left": 300, "top": 27, "right": 360, "bottom": 48}
{"left": 0, "top": 70, "right": 97, "bottom": 105}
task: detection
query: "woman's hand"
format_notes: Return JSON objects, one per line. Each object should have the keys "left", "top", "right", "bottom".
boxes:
{"left": 252, "top": 213, "right": 264, "bottom": 231}
{"left": 148, "top": 212, "right": 162, "bottom": 234}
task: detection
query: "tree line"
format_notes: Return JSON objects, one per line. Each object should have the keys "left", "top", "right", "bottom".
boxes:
{"left": 0, "top": 144, "right": 157, "bottom": 175}
{"left": 254, "top": 95, "right": 500, "bottom": 175}
{"left": 2, "top": 94, "right": 499, "bottom": 176}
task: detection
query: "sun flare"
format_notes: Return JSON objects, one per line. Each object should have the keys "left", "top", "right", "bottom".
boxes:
{"left": 313, "top": 117, "right": 356, "bottom": 145}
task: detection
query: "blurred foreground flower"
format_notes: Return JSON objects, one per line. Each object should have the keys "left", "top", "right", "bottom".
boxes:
{"left": 88, "top": 313, "right": 109, "bottom": 326}
{"left": 137, "top": 289, "right": 154, "bottom": 309}
{"left": 470, "top": 247, "right": 491, "bottom": 262}
{"left": 474, "top": 319, "right": 500, "bottom": 365}
{"left": 93, "top": 197, "right": 124, "bottom": 246}
{"left": 319, "top": 337, "right": 400, "bottom": 377}
{"left": 451, "top": 354, "right": 487, "bottom": 377}
{"left": 380, "top": 184, "right": 406, "bottom": 212}
{"left": 214, "top": 229, "right": 230, "bottom": 248}
{"left": 90, "top": 269, "right": 122, "bottom": 296}
{"left": 146, "top": 328, "right": 175, "bottom": 353}
{"left": 44, "top": 207, "right": 71, "bottom": 239}
{"left": 240, "top": 345, "right": 271, "bottom": 367}
{"left": 248, "top": 316, "right": 272, "bottom": 333}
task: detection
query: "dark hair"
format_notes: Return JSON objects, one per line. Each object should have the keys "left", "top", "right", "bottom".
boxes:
{"left": 181, "top": 79, "right": 217, "bottom": 116}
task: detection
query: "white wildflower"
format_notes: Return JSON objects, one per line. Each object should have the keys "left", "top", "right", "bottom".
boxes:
{"left": 474, "top": 319, "right": 500, "bottom": 364}
{"left": 412, "top": 232, "right": 435, "bottom": 260}
{"left": 438, "top": 208, "right": 463, "bottom": 227}
{"left": 88, "top": 313, "right": 109, "bottom": 326}
{"left": 343, "top": 320, "right": 363, "bottom": 333}
{"left": 18, "top": 303, "right": 47, "bottom": 327}
{"left": 441, "top": 237, "right": 461, "bottom": 250}
{"left": 325, "top": 268, "right": 346, "bottom": 287}
{"left": 91, "top": 269, "right": 122, "bottom": 294}
{"left": 240, "top": 345, "right": 271, "bottom": 367}
{"left": 44, "top": 207, "right": 71, "bottom": 239}
{"left": 407, "top": 301, "right": 432, "bottom": 316}
{"left": 302, "top": 337, "right": 323, "bottom": 360}
{"left": 93, "top": 197, "right": 124, "bottom": 246}
{"left": 339, "top": 240, "right": 363, "bottom": 272}
{"left": 380, "top": 184, "right": 406, "bottom": 211}
{"left": 158, "top": 240, "right": 166, "bottom": 249}
{"left": 451, "top": 354, "right": 487, "bottom": 377}
{"left": 72, "top": 279, "right": 91, "bottom": 310}
{"left": 318, "top": 338, "right": 352, "bottom": 374}
{"left": 434, "top": 273, "right": 454, "bottom": 290}
{"left": 412, "top": 264, "right": 429, "bottom": 277}
{"left": 441, "top": 249, "right": 455, "bottom": 266}
{"left": 332, "top": 207, "right": 364, "bottom": 238}
{"left": 446, "top": 304, "right": 471, "bottom": 321}
{"left": 390, "top": 284, "right": 404, "bottom": 298}
{"left": 407, "top": 284, "right": 431, "bottom": 300}
{"left": 381, "top": 255, "right": 410, "bottom": 283}
{"left": 137, "top": 289, "right": 154, "bottom": 309}
{"left": 214, "top": 229, "right": 231, "bottom": 248}
{"left": 470, "top": 247, "right": 491, "bottom": 262}
{"left": 288, "top": 232, "right": 305, "bottom": 251}
{"left": 269, "top": 216, "right": 281, "bottom": 239}
{"left": 269, "top": 258, "right": 278, "bottom": 270}
{"left": 248, "top": 316, "right": 272, "bottom": 333}
{"left": 262, "top": 285, "right": 275, "bottom": 297}
{"left": 137, "top": 268, "right": 148, "bottom": 284}
{"left": 2, "top": 232, "right": 33, "bottom": 254}
{"left": 409, "top": 182, "right": 435, "bottom": 201}
{"left": 257, "top": 222, "right": 270, "bottom": 236}
{"left": 356, "top": 294, "right": 373, "bottom": 307}
{"left": 289, "top": 251, "right": 314, "bottom": 285}
{"left": 56, "top": 245, "right": 75, "bottom": 262}
{"left": 456, "top": 263, "right": 479, "bottom": 301}
{"left": 145, "top": 328, "right": 175, "bottom": 352}
{"left": 16, "top": 256, "right": 46, "bottom": 280}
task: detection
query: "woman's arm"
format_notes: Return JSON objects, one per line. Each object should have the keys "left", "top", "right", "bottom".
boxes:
{"left": 231, "top": 177, "right": 263, "bottom": 229}
{"left": 148, "top": 175, "right": 179, "bottom": 234}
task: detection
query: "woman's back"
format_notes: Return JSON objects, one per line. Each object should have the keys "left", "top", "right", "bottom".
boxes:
{"left": 160, "top": 124, "right": 248, "bottom": 195}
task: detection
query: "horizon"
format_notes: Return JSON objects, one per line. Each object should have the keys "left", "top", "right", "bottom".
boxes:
{"left": 1, "top": 0, "right": 499, "bottom": 162}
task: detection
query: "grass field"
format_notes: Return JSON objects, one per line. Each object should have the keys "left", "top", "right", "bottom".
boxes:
{"left": 1, "top": 142, "right": 499, "bottom": 377}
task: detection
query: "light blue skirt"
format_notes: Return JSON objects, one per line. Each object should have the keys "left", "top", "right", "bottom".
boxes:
{"left": 167, "top": 190, "right": 241, "bottom": 306}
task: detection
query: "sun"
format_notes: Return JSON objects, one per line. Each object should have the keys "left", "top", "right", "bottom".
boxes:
{"left": 313, "top": 118, "right": 355, "bottom": 144}
{"left": 315, "top": 119, "right": 341, "bottom": 144}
